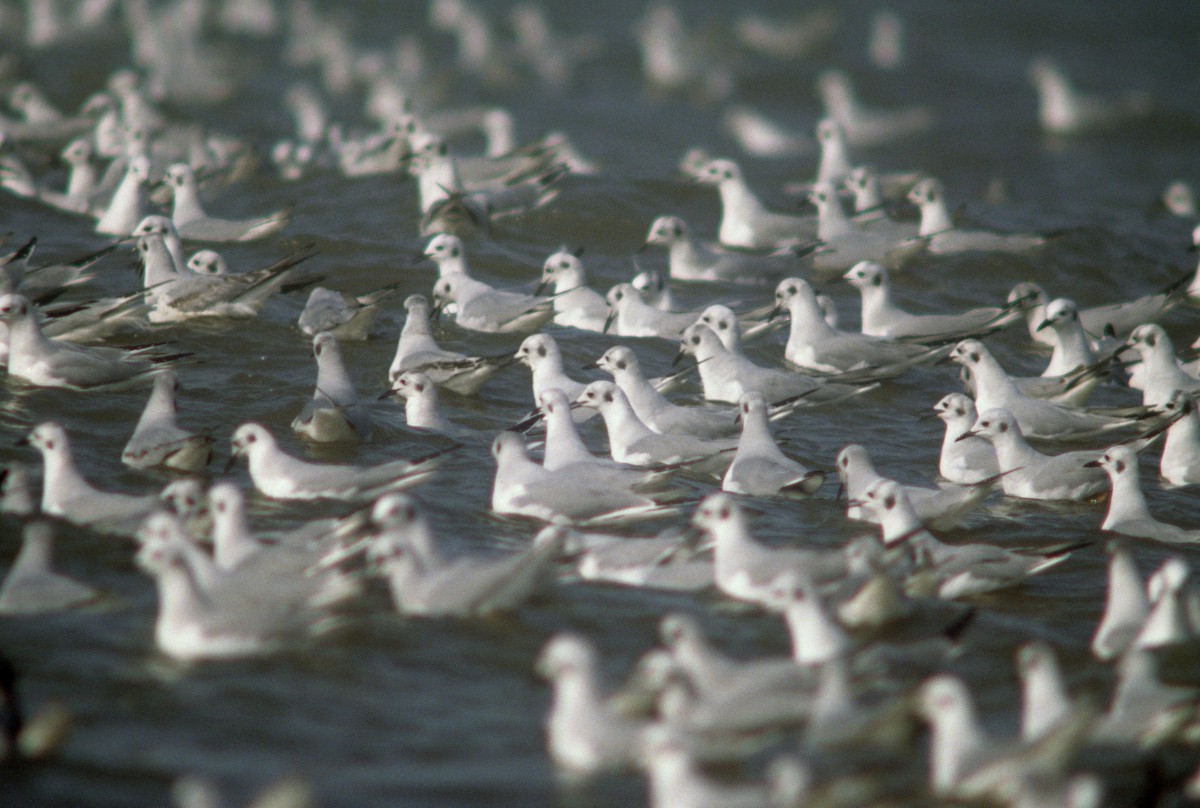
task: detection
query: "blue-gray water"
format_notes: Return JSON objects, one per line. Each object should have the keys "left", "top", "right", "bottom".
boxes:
{"left": 2, "top": 1, "right": 1200, "bottom": 805}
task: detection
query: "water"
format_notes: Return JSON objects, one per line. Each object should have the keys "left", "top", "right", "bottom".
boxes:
{"left": 2, "top": 1, "right": 1200, "bottom": 805}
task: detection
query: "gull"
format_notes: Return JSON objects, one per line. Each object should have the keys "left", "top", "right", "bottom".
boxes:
{"left": 532, "top": 389, "right": 667, "bottom": 494}
{"left": 657, "top": 613, "right": 815, "bottom": 704}
{"left": 0, "top": 521, "right": 98, "bottom": 615}
{"left": 204, "top": 483, "right": 358, "bottom": 609}
{"left": 229, "top": 423, "right": 448, "bottom": 500}
{"left": 903, "top": 178, "right": 1045, "bottom": 256}
{"left": 1153, "top": 390, "right": 1200, "bottom": 486}
{"left": 26, "top": 289, "right": 151, "bottom": 346}
{"left": 1131, "top": 558, "right": 1195, "bottom": 651}
{"left": 388, "top": 294, "right": 511, "bottom": 394}
{"left": 836, "top": 443, "right": 996, "bottom": 529}
{"left": 815, "top": 69, "right": 932, "bottom": 147}
{"left": 631, "top": 268, "right": 684, "bottom": 312}
{"left": 291, "top": 332, "right": 371, "bottom": 443}
{"left": 1123, "top": 324, "right": 1200, "bottom": 407}
{"left": 576, "top": 381, "right": 737, "bottom": 472}
{"left": 677, "top": 323, "right": 857, "bottom": 406}
{"left": 777, "top": 573, "right": 853, "bottom": 666}
{"left": 133, "top": 215, "right": 186, "bottom": 271}
{"left": 134, "top": 512, "right": 303, "bottom": 661}
{"left": 1089, "top": 446, "right": 1200, "bottom": 544}
{"left": 514, "top": 332, "right": 589, "bottom": 404}
{"left": 1028, "top": 56, "right": 1150, "bottom": 136}
{"left": 772, "top": 277, "right": 941, "bottom": 373}
{"left": 593, "top": 344, "right": 738, "bottom": 439}
{"left": 1092, "top": 648, "right": 1200, "bottom": 748}
{"left": 734, "top": 5, "right": 836, "bottom": 58}
{"left": 642, "top": 214, "right": 790, "bottom": 283}
{"left": 842, "top": 167, "right": 918, "bottom": 241}
{"left": 694, "top": 158, "right": 814, "bottom": 250}
{"left": 721, "top": 105, "right": 813, "bottom": 159}
{"left": 806, "top": 184, "right": 902, "bottom": 273}
{"left": 1091, "top": 542, "right": 1150, "bottom": 660}
{"left": 642, "top": 726, "right": 803, "bottom": 808}
{"left": 1016, "top": 641, "right": 1080, "bottom": 744}
{"left": 604, "top": 283, "right": 697, "bottom": 338}
{"left": 958, "top": 408, "right": 1106, "bottom": 500}
{"left": 534, "top": 246, "right": 607, "bottom": 332}
{"left": 932, "top": 393, "right": 1000, "bottom": 484}
{"left": 867, "top": 480, "right": 1076, "bottom": 598}
{"left": 490, "top": 431, "right": 678, "bottom": 524}
{"left": 1, "top": 463, "right": 36, "bottom": 517}
{"left": 382, "top": 371, "right": 456, "bottom": 435}
{"left": 948, "top": 339, "right": 1132, "bottom": 440}
{"left": 573, "top": 528, "right": 714, "bottom": 593}
{"left": 122, "top": 371, "right": 213, "bottom": 472}
{"left": 0, "top": 138, "right": 94, "bottom": 215}
{"left": 136, "top": 234, "right": 319, "bottom": 323}
{"left": 1, "top": 239, "right": 115, "bottom": 305}
{"left": 1015, "top": 297, "right": 1108, "bottom": 406}
{"left": 536, "top": 633, "right": 646, "bottom": 774}
{"left": 917, "top": 674, "right": 1093, "bottom": 804}
{"left": 364, "top": 493, "right": 563, "bottom": 617}
{"left": 722, "top": 393, "right": 824, "bottom": 496}
{"left": 94, "top": 154, "right": 151, "bottom": 237}
{"left": 1, "top": 293, "right": 184, "bottom": 390}
{"left": 297, "top": 284, "right": 398, "bottom": 340}
{"left": 1008, "top": 280, "right": 1184, "bottom": 347}
{"left": 431, "top": 270, "right": 553, "bottom": 334}
{"left": 845, "top": 262, "right": 1015, "bottom": 341}
{"left": 163, "top": 163, "right": 290, "bottom": 242}
{"left": 691, "top": 493, "right": 850, "bottom": 607}
{"left": 22, "top": 422, "right": 159, "bottom": 535}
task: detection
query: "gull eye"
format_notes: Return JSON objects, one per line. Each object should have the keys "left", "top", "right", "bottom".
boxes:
{"left": 246, "top": 433, "right": 257, "bottom": 443}
{"left": 691, "top": 336, "right": 700, "bottom": 345}
{"left": 702, "top": 315, "right": 711, "bottom": 323}
{"left": 45, "top": 439, "right": 56, "bottom": 450}
{"left": 742, "top": 403, "right": 750, "bottom": 413}
{"left": 215, "top": 501, "right": 226, "bottom": 513}
{"left": 840, "top": 456, "right": 849, "bottom": 467}
{"left": 981, "top": 421, "right": 990, "bottom": 428}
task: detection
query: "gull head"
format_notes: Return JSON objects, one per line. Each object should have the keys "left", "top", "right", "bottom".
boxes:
{"left": 230, "top": 423, "right": 273, "bottom": 459}
{"left": 916, "top": 674, "right": 971, "bottom": 722}
{"left": 595, "top": 345, "right": 637, "bottom": 377}
{"left": 491, "top": 430, "right": 530, "bottom": 463}
{"left": 816, "top": 117, "right": 845, "bottom": 146}
{"left": 187, "top": 250, "right": 227, "bottom": 276}
{"left": 645, "top": 215, "right": 686, "bottom": 246}
{"left": 907, "top": 177, "right": 943, "bottom": 208}
{"left": 1036, "top": 298, "right": 1079, "bottom": 332}
{"left": 604, "top": 282, "right": 636, "bottom": 311}
{"left": 422, "top": 233, "right": 464, "bottom": 265}
{"left": 1125, "top": 324, "right": 1169, "bottom": 357}
{"left": 630, "top": 268, "right": 666, "bottom": 299}
{"left": 515, "top": 333, "right": 559, "bottom": 369}
{"left": 695, "top": 158, "right": 740, "bottom": 186}
{"left": 61, "top": 137, "right": 92, "bottom": 165}
{"left": 1086, "top": 445, "right": 1137, "bottom": 480}
{"left": 772, "top": 277, "right": 815, "bottom": 318}
{"left": 737, "top": 392, "right": 768, "bottom": 424}
{"left": 658, "top": 613, "right": 703, "bottom": 650}
{"left": 1015, "top": 640, "right": 1057, "bottom": 682}
{"left": 403, "top": 294, "right": 431, "bottom": 318}
{"left": 959, "top": 408, "right": 1019, "bottom": 443}
{"left": 948, "top": 339, "right": 988, "bottom": 368}
{"left": 163, "top": 163, "right": 195, "bottom": 192}
{"left": 0, "top": 293, "right": 33, "bottom": 323}
{"left": 698, "top": 305, "right": 738, "bottom": 338}
{"left": 862, "top": 479, "right": 917, "bottom": 533}
{"left": 933, "top": 393, "right": 975, "bottom": 425}
{"left": 24, "top": 422, "right": 70, "bottom": 456}
{"left": 133, "top": 215, "right": 179, "bottom": 239}
{"left": 537, "top": 388, "right": 572, "bottom": 419}
{"left": 134, "top": 512, "right": 190, "bottom": 574}
{"left": 807, "top": 182, "right": 839, "bottom": 211}
{"left": 844, "top": 261, "right": 887, "bottom": 291}
{"left": 538, "top": 247, "right": 585, "bottom": 292}
{"left": 206, "top": 481, "right": 244, "bottom": 522}
{"left": 388, "top": 370, "right": 434, "bottom": 401}
{"left": 574, "top": 380, "right": 619, "bottom": 412}
{"left": 536, "top": 633, "right": 597, "bottom": 681}
{"left": 835, "top": 444, "right": 872, "bottom": 485}
{"left": 1007, "top": 281, "right": 1047, "bottom": 311}
{"left": 691, "top": 492, "right": 741, "bottom": 534}
{"left": 161, "top": 478, "right": 205, "bottom": 518}
{"left": 1152, "top": 389, "right": 1195, "bottom": 419}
